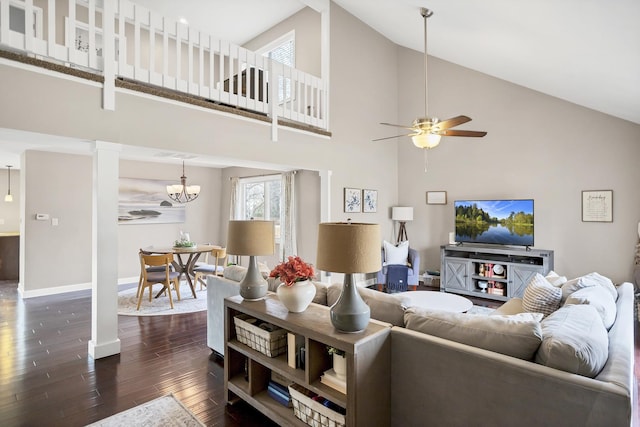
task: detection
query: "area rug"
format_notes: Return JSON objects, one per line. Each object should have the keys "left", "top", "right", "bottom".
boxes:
{"left": 467, "top": 305, "right": 495, "bottom": 315}
{"left": 86, "top": 394, "right": 204, "bottom": 427}
{"left": 118, "top": 281, "right": 207, "bottom": 316}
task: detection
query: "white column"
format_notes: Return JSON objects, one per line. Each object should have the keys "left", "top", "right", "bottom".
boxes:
{"left": 88, "top": 141, "right": 121, "bottom": 359}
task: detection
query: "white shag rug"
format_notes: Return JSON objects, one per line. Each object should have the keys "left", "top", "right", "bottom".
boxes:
{"left": 86, "top": 394, "right": 204, "bottom": 427}
{"left": 467, "top": 305, "right": 495, "bottom": 315}
{"left": 118, "top": 281, "right": 207, "bottom": 316}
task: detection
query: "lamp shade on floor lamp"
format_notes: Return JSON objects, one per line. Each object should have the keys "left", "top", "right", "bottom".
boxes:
{"left": 316, "top": 222, "right": 381, "bottom": 332}
{"left": 227, "top": 220, "right": 275, "bottom": 300}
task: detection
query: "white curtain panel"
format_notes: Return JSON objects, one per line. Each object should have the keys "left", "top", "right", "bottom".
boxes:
{"left": 229, "top": 176, "right": 240, "bottom": 264}
{"left": 281, "top": 171, "right": 297, "bottom": 260}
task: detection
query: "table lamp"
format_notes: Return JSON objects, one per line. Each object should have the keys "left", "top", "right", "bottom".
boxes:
{"left": 227, "top": 220, "right": 275, "bottom": 300}
{"left": 392, "top": 206, "right": 413, "bottom": 243}
{"left": 316, "top": 222, "right": 381, "bottom": 332}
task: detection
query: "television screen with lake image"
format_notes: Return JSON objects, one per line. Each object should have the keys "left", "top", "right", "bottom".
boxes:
{"left": 454, "top": 199, "right": 534, "bottom": 247}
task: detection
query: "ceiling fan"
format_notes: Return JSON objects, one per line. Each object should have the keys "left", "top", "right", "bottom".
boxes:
{"left": 374, "top": 8, "right": 487, "bottom": 149}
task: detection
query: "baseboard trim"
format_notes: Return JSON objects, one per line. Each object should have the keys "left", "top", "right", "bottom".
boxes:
{"left": 18, "top": 276, "right": 139, "bottom": 299}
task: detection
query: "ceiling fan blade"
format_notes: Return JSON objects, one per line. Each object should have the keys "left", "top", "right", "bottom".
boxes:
{"left": 441, "top": 129, "right": 487, "bottom": 137}
{"left": 435, "top": 115, "right": 472, "bottom": 130}
{"left": 372, "top": 133, "right": 412, "bottom": 142}
{"left": 380, "top": 122, "right": 414, "bottom": 130}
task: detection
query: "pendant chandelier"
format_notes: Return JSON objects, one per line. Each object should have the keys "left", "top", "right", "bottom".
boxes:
{"left": 5, "top": 165, "right": 13, "bottom": 202}
{"left": 166, "top": 161, "right": 200, "bottom": 203}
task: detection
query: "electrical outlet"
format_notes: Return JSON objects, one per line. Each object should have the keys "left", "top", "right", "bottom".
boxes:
{"left": 52, "top": 218, "right": 59, "bottom": 226}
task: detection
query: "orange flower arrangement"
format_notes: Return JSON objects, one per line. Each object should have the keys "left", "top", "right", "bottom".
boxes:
{"left": 270, "top": 256, "right": 315, "bottom": 286}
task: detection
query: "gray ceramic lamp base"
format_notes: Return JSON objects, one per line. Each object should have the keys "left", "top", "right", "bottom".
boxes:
{"left": 330, "top": 273, "right": 370, "bottom": 332}
{"left": 239, "top": 256, "right": 267, "bottom": 300}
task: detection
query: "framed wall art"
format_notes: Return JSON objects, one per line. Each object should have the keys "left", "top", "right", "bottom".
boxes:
{"left": 119, "top": 177, "right": 186, "bottom": 224}
{"left": 426, "top": 191, "right": 447, "bottom": 205}
{"left": 362, "top": 189, "right": 378, "bottom": 213}
{"left": 344, "top": 187, "right": 361, "bottom": 213}
{"left": 582, "top": 190, "right": 613, "bottom": 222}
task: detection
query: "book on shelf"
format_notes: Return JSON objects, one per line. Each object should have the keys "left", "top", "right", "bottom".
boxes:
{"left": 267, "top": 380, "right": 292, "bottom": 407}
{"left": 320, "top": 368, "right": 347, "bottom": 394}
{"left": 287, "top": 333, "right": 305, "bottom": 369}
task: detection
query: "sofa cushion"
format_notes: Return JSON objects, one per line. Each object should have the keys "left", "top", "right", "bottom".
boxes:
{"left": 536, "top": 304, "right": 609, "bottom": 378}
{"left": 404, "top": 308, "right": 543, "bottom": 360}
{"left": 522, "top": 273, "right": 562, "bottom": 317}
{"left": 383, "top": 240, "right": 409, "bottom": 266}
{"left": 564, "top": 285, "right": 617, "bottom": 330}
{"left": 327, "top": 284, "right": 409, "bottom": 326}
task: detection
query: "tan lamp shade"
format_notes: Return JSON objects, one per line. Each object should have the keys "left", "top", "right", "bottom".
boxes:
{"left": 316, "top": 222, "right": 381, "bottom": 273}
{"left": 227, "top": 220, "right": 275, "bottom": 256}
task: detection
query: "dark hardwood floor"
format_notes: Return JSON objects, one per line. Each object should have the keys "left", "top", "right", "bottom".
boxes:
{"left": 0, "top": 281, "right": 277, "bottom": 427}
{"left": 1, "top": 280, "right": 638, "bottom": 426}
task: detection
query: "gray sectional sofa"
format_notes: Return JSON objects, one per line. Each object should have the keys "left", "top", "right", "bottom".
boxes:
{"left": 207, "top": 269, "right": 634, "bottom": 426}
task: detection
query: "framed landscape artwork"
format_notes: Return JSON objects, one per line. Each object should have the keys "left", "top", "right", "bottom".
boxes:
{"left": 119, "top": 177, "right": 186, "bottom": 224}
{"left": 344, "top": 187, "right": 361, "bottom": 213}
{"left": 362, "top": 189, "right": 378, "bottom": 213}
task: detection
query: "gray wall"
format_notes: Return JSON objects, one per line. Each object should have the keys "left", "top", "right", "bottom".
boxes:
{"left": 396, "top": 49, "right": 640, "bottom": 283}
{"left": 4, "top": 3, "right": 638, "bottom": 295}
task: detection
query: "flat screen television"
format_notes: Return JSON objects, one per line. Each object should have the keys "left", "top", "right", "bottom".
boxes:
{"left": 454, "top": 199, "right": 534, "bottom": 247}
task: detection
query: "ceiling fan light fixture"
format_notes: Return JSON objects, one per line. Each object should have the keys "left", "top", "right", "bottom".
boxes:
{"left": 412, "top": 132, "right": 441, "bottom": 149}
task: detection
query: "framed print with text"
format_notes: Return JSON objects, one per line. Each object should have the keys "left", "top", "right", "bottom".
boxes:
{"left": 582, "top": 190, "right": 613, "bottom": 222}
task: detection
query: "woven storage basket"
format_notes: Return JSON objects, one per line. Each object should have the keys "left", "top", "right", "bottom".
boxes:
{"left": 234, "top": 314, "right": 287, "bottom": 357}
{"left": 288, "top": 383, "right": 346, "bottom": 427}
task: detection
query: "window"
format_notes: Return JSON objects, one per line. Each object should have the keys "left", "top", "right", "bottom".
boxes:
{"left": 256, "top": 31, "right": 295, "bottom": 103}
{"left": 238, "top": 175, "right": 282, "bottom": 240}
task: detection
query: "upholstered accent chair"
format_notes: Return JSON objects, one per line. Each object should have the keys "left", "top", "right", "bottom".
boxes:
{"left": 377, "top": 246, "right": 420, "bottom": 291}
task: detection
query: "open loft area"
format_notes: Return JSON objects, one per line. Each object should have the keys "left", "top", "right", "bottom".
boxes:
{"left": 0, "top": 0, "right": 330, "bottom": 137}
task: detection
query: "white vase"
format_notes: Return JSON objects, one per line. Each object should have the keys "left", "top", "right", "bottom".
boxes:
{"left": 276, "top": 280, "right": 316, "bottom": 313}
{"left": 333, "top": 353, "right": 347, "bottom": 380}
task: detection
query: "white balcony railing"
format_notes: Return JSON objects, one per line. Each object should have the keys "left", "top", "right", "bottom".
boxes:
{"left": 0, "top": 0, "right": 328, "bottom": 132}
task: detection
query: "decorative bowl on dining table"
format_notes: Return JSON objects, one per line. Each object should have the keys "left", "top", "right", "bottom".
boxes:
{"left": 173, "top": 240, "right": 197, "bottom": 249}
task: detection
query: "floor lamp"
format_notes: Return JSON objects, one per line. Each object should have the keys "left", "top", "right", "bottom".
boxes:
{"left": 392, "top": 207, "right": 413, "bottom": 244}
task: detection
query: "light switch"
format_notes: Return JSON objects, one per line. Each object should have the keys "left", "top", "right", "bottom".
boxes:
{"left": 52, "top": 218, "right": 59, "bottom": 226}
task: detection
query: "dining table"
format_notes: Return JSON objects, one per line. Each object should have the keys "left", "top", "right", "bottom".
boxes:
{"left": 143, "top": 244, "right": 221, "bottom": 299}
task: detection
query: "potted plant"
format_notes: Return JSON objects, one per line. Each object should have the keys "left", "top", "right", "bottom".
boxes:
{"left": 327, "top": 346, "right": 346, "bottom": 380}
{"left": 270, "top": 256, "right": 316, "bottom": 312}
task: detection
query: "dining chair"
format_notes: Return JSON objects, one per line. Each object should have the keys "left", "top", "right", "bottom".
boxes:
{"left": 138, "top": 253, "right": 182, "bottom": 310}
{"left": 194, "top": 247, "right": 227, "bottom": 289}
{"left": 137, "top": 249, "right": 175, "bottom": 298}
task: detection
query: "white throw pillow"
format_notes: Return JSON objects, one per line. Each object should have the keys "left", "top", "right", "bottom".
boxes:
{"left": 404, "top": 308, "right": 543, "bottom": 360}
{"left": 536, "top": 304, "right": 609, "bottom": 378}
{"left": 561, "top": 272, "right": 617, "bottom": 302}
{"left": 383, "top": 240, "right": 409, "bottom": 266}
{"left": 522, "top": 273, "right": 562, "bottom": 317}
{"left": 564, "top": 285, "right": 617, "bottom": 330}
{"left": 223, "top": 265, "right": 246, "bottom": 282}
{"left": 545, "top": 270, "right": 567, "bottom": 287}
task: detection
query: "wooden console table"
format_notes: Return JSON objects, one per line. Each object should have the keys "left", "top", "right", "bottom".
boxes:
{"left": 224, "top": 294, "right": 391, "bottom": 426}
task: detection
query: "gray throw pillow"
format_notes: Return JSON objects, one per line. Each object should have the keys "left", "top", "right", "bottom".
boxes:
{"left": 536, "top": 304, "right": 609, "bottom": 377}
{"left": 564, "top": 285, "right": 617, "bottom": 330}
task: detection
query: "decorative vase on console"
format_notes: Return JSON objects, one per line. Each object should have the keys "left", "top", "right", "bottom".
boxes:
{"left": 328, "top": 346, "right": 347, "bottom": 380}
{"left": 270, "top": 256, "right": 316, "bottom": 313}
